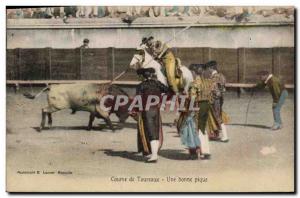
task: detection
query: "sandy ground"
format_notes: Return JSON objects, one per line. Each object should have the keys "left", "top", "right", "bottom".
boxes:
{"left": 6, "top": 87, "right": 295, "bottom": 192}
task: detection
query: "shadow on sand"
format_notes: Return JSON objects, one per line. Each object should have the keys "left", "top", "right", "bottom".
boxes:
{"left": 159, "top": 149, "right": 190, "bottom": 161}
{"left": 32, "top": 120, "right": 175, "bottom": 133}
{"left": 32, "top": 124, "right": 122, "bottom": 133}
{"left": 228, "top": 123, "right": 270, "bottom": 129}
{"left": 99, "top": 149, "right": 191, "bottom": 162}
{"left": 99, "top": 149, "right": 146, "bottom": 162}
{"left": 120, "top": 122, "right": 174, "bottom": 129}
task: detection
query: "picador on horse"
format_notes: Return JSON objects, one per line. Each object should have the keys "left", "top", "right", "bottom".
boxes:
{"left": 141, "top": 36, "right": 186, "bottom": 94}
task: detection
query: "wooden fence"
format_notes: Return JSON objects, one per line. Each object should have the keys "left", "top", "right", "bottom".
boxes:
{"left": 6, "top": 47, "right": 295, "bottom": 85}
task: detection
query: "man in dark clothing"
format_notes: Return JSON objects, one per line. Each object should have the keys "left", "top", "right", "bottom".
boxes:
{"left": 134, "top": 68, "right": 169, "bottom": 163}
{"left": 254, "top": 71, "right": 288, "bottom": 130}
{"left": 80, "top": 38, "right": 90, "bottom": 49}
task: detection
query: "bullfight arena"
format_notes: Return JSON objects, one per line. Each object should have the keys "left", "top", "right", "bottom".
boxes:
{"left": 6, "top": 87, "right": 294, "bottom": 192}
{"left": 6, "top": 6, "right": 295, "bottom": 192}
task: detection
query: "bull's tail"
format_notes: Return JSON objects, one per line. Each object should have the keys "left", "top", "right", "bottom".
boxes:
{"left": 23, "top": 86, "right": 50, "bottom": 100}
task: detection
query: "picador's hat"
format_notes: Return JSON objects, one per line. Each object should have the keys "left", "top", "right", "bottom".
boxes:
{"left": 136, "top": 68, "right": 155, "bottom": 78}
{"left": 141, "top": 37, "right": 148, "bottom": 44}
{"left": 141, "top": 36, "right": 154, "bottom": 45}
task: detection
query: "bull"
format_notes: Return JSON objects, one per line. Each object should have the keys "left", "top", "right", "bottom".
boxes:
{"left": 23, "top": 83, "right": 130, "bottom": 132}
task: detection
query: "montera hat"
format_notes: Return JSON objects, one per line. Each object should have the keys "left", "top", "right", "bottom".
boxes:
{"left": 205, "top": 60, "right": 217, "bottom": 69}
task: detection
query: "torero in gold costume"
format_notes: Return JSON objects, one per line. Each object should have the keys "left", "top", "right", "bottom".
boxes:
{"left": 188, "top": 63, "right": 217, "bottom": 159}
{"left": 142, "top": 36, "right": 183, "bottom": 93}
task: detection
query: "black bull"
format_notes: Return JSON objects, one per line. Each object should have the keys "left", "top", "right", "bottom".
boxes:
{"left": 23, "top": 83, "right": 131, "bottom": 132}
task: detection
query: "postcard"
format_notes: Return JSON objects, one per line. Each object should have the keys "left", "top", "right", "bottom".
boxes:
{"left": 6, "top": 6, "right": 295, "bottom": 192}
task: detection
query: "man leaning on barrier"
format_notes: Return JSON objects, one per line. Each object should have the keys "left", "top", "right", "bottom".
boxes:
{"left": 252, "top": 71, "right": 288, "bottom": 130}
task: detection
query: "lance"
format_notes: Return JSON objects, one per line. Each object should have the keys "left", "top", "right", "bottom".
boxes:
{"left": 156, "top": 25, "right": 192, "bottom": 60}
{"left": 114, "top": 24, "right": 194, "bottom": 80}
{"left": 165, "top": 25, "right": 192, "bottom": 45}
{"left": 106, "top": 68, "right": 130, "bottom": 85}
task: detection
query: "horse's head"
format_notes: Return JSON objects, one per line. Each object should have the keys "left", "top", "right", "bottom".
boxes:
{"left": 129, "top": 45, "right": 147, "bottom": 70}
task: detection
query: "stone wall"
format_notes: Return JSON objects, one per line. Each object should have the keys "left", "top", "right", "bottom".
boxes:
{"left": 7, "top": 16, "right": 294, "bottom": 49}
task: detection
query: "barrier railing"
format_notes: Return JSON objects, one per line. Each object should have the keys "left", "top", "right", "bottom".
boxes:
{"left": 6, "top": 80, "right": 294, "bottom": 88}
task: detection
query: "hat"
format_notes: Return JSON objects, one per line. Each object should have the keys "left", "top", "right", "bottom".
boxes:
{"left": 189, "top": 63, "right": 205, "bottom": 71}
{"left": 141, "top": 37, "right": 148, "bottom": 44}
{"left": 136, "top": 68, "right": 155, "bottom": 78}
{"left": 141, "top": 36, "right": 154, "bottom": 45}
{"left": 205, "top": 60, "right": 217, "bottom": 69}
{"left": 148, "top": 36, "right": 154, "bottom": 41}
{"left": 189, "top": 64, "right": 206, "bottom": 75}
{"left": 83, "top": 38, "right": 89, "bottom": 43}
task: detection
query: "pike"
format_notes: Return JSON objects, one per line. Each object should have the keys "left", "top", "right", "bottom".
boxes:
{"left": 165, "top": 25, "right": 193, "bottom": 45}
{"left": 117, "top": 25, "right": 193, "bottom": 79}
{"left": 111, "top": 68, "right": 129, "bottom": 82}
{"left": 157, "top": 25, "right": 192, "bottom": 59}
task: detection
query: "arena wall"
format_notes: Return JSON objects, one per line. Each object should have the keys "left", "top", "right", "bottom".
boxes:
{"left": 6, "top": 17, "right": 295, "bottom": 84}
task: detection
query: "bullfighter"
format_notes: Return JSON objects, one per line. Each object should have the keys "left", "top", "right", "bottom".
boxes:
{"left": 134, "top": 68, "right": 169, "bottom": 163}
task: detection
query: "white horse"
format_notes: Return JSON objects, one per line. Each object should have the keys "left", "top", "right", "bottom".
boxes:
{"left": 129, "top": 44, "right": 194, "bottom": 94}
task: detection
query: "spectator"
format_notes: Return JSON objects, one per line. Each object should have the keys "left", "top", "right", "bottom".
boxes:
{"left": 79, "top": 38, "right": 90, "bottom": 49}
{"left": 15, "top": 8, "right": 24, "bottom": 18}
{"left": 97, "top": 6, "right": 107, "bottom": 18}
{"left": 82, "top": 6, "right": 97, "bottom": 18}
{"left": 76, "top": 6, "right": 85, "bottom": 17}
{"left": 189, "top": 6, "right": 206, "bottom": 16}
{"left": 273, "top": 7, "right": 294, "bottom": 18}
{"left": 31, "top": 8, "right": 41, "bottom": 18}
{"left": 148, "top": 6, "right": 160, "bottom": 17}
{"left": 51, "top": 7, "right": 63, "bottom": 18}
{"left": 256, "top": 7, "right": 276, "bottom": 17}
{"left": 91, "top": 6, "right": 98, "bottom": 18}
{"left": 22, "top": 8, "right": 33, "bottom": 18}
{"left": 64, "top": 6, "right": 77, "bottom": 18}
{"left": 7, "top": 9, "right": 15, "bottom": 19}
{"left": 6, "top": 6, "right": 294, "bottom": 19}
{"left": 165, "top": 6, "right": 177, "bottom": 16}
{"left": 134, "top": 6, "right": 151, "bottom": 17}
{"left": 163, "top": 6, "right": 189, "bottom": 17}
{"left": 107, "top": 6, "right": 117, "bottom": 18}
{"left": 43, "top": 7, "right": 53, "bottom": 18}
